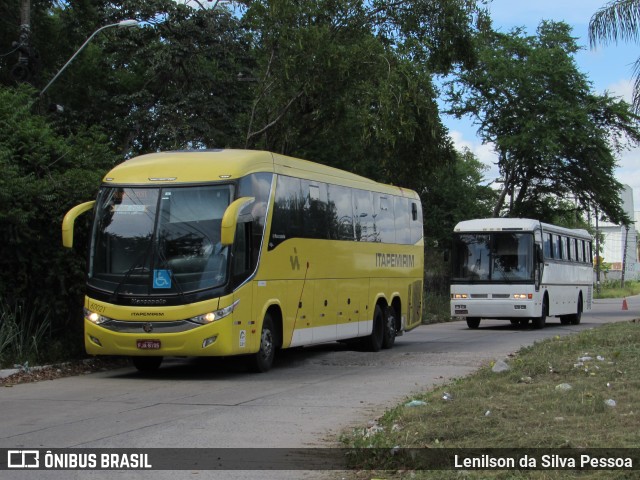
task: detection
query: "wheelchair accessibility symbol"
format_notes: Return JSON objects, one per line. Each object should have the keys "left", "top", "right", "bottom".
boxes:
{"left": 153, "top": 270, "right": 172, "bottom": 289}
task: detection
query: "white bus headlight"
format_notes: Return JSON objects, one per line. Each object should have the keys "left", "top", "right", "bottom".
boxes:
{"left": 190, "top": 300, "right": 239, "bottom": 325}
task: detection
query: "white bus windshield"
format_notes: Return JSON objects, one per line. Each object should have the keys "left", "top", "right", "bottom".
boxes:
{"left": 452, "top": 232, "right": 534, "bottom": 283}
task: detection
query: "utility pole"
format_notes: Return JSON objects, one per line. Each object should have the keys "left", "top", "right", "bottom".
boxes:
{"left": 621, "top": 225, "right": 629, "bottom": 288}
{"left": 11, "top": 0, "right": 37, "bottom": 82}
{"left": 595, "top": 206, "right": 600, "bottom": 294}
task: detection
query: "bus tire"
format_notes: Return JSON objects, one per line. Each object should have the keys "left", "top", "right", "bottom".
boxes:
{"left": 570, "top": 295, "right": 583, "bottom": 325}
{"left": 249, "top": 313, "right": 276, "bottom": 373}
{"left": 132, "top": 356, "right": 162, "bottom": 372}
{"left": 533, "top": 297, "right": 548, "bottom": 329}
{"left": 364, "top": 305, "right": 384, "bottom": 352}
{"left": 382, "top": 306, "right": 397, "bottom": 349}
{"left": 466, "top": 317, "right": 480, "bottom": 329}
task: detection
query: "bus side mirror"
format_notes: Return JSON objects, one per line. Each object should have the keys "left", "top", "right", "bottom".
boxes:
{"left": 62, "top": 201, "right": 95, "bottom": 248}
{"left": 536, "top": 245, "right": 543, "bottom": 263}
{"left": 221, "top": 197, "right": 255, "bottom": 246}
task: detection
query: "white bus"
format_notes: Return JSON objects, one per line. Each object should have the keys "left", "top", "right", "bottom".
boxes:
{"left": 450, "top": 218, "right": 593, "bottom": 329}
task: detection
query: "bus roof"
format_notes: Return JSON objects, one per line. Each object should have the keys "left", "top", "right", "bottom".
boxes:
{"left": 454, "top": 218, "right": 591, "bottom": 239}
{"left": 102, "top": 149, "right": 418, "bottom": 198}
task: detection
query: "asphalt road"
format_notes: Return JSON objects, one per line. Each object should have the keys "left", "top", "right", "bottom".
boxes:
{"left": 1, "top": 295, "right": 638, "bottom": 479}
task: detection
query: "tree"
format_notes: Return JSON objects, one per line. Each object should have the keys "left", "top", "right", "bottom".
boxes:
{"left": 589, "top": 0, "right": 640, "bottom": 112}
{"left": 0, "top": 84, "right": 118, "bottom": 331}
{"left": 447, "top": 20, "right": 640, "bottom": 224}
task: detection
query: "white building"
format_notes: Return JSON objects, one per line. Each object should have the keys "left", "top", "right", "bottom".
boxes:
{"left": 597, "top": 185, "right": 639, "bottom": 281}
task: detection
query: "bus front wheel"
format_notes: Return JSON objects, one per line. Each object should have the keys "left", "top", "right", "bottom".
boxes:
{"left": 466, "top": 317, "right": 480, "bottom": 329}
{"left": 249, "top": 314, "right": 275, "bottom": 373}
{"left": 533, "top": 297, "right": 548, "bottom": 329}
{"left": 132, "top": 356, "right": 162, "bottom": 372}
{"left": 570, "top": 295, "right": 583, "bottom": 325}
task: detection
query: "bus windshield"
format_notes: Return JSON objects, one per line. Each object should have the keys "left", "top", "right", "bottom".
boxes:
{"left": 452, "top": 232, "right": 534, "bottom": 283}
{"left": 89, "top": 185, "right": 233, "bottom": 295}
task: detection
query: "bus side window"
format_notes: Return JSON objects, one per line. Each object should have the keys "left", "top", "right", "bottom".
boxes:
{"left": 553, "top": 235, "right": 561, "bottom": 259}
{"left": 544, "top": 233, "right": 552, "bottom": 258}
{"left": 576, "top": 239, "right": 584, "bottom": 262}
{"left": 373, "top": 193, "right": 395, "bottom": 243}
{"left": 352, "top": 189, "right": 374, "bottom": 242}
{"left": 410, "top": 201, "right": 423, "bottom": 245}
{"left": 327, "top": 184, "right": 354, "bottom": 241}
{"left": 394, "top": 196, "right": 411, "bottom": 244}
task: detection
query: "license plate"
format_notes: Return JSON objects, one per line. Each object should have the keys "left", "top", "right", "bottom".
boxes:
{"left": 136, "top": 340, "right": 161, "bottom": 350}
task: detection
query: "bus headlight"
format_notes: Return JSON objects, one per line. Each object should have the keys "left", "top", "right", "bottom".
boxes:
{"left": 452, "top": 293, "right": 468, "bottom": 299}
{"left": 190, "top": 300, "right": 239, "bottom": 325}
{"left": 84, "top": 307, "right": 111, "bottom": 325}
{"left": 513, "top": 294, "right": 533, "bottom": 300}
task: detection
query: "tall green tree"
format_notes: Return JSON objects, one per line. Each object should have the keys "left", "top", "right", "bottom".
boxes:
{"left": 0, "top": 84, "right": 118, "bottom": 328}
{"left": 589, "top": 0, "right": 640, "bottom": 112}
{"left": 447, "top": 21, "right": 640, "bottom": 224}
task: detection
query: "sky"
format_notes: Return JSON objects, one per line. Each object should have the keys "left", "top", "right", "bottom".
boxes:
{"left": 443, "top": 0, "right": 640, "bottom": 209}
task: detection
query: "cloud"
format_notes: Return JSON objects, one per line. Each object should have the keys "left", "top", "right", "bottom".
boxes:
{"left": 449, "top": 131, "right": 501, "bottom": 184}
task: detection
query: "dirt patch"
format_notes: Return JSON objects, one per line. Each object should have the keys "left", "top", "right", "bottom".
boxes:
{"left": 0, "top": 357, "right": 129, "bottom": 387}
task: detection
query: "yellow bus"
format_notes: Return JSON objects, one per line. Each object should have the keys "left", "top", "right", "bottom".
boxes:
{"left": 63, "top": 150, "right": 424, "bottom": 372}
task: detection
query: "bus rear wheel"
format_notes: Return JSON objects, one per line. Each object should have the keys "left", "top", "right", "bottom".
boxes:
{"left": 364, "top": 305, "right": 384, "bottom": 352}
{"left": 249, "top": 314, "right": 275, "bottom": 373}
{"left": 132, "top": 356, "right": 162, "bottom": 372}
{"left": 466, "top": 317, "right": 480, "bottom": 329}
{"left": 570, "top": 295, "right": 583, "bottom": 325}
{"left": 382, "top": 306, "right": 397, "bottom": 349}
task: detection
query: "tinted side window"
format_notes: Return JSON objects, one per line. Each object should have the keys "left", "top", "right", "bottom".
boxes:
{"left": 394, "top": 196, "right": 411, "bottom": 244}
{"left": 374, "top": 193, "right": 395, "bottom": 243}
{"left": 328, "top": 184, "right": 354, "bottom": 241}
{"left": 410, "top": 200, "right": 423, "bottom": 245}
{"left": 353, "top": 189, "right": 374, "bottom": 242}
{"left": 269, "top": 176, "right": 303, "bottom": 249}
{"left": 302, "top": 180, "right": 330, "bottom": 240}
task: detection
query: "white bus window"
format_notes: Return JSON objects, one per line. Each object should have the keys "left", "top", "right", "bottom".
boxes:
{"left": 492, "top": 233, "right": 534, "bottom": 281}
{"left": 577, "top": 239, "right": 584, "bottom": 262}
{"left": 560, "top": 237, "right": 568, "bottom": 260}
{"left": 553, "top": 235, "right": 561, "bottom": 259}
{"left": 452, "top": 233, "right": 491, "bottom": 281}
{"left": 544, "top": 233, "right": 553, "bottom": 258}
{"left": 567, "top": 237, "right": 573, "bottom": 261}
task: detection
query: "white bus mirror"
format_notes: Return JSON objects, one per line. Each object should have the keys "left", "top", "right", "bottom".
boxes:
{"left": 221, "top": 197, "right": 255, "bottom": 246}
{"left": 62, "top": 201, "right": 95, "bottom": 248}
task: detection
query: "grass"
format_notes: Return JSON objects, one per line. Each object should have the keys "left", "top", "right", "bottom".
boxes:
{"left": 0, "top": 299, "right": 52, "bottom": 368}
{"left": 594, "top": 280, "right": 640, "bottom": 299}
{"left": 339, "top": 320, "right": 640, "bottom": 479}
